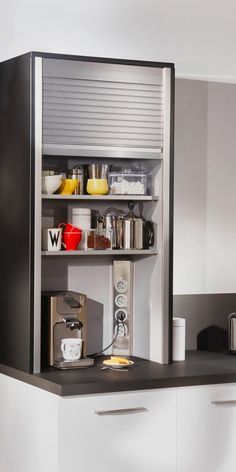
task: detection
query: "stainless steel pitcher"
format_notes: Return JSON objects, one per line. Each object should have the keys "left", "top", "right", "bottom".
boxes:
{"left": 88, "top": 164, "right": 109, "bottom": 180}
{"left": 102, "top": 207, "right": 125, "bottom": 249}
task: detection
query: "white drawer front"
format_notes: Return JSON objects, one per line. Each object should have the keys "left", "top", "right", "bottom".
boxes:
{"left": 58, "top": 388, "right": 176, "bottom": 472}
{"left": 177, "top": 383, "right": 236, "bottom": 472}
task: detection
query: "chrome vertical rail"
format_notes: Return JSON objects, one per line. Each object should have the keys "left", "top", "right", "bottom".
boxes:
{"left": 162, "top": 67, "right": 172, "bottom": 364}
{"left": 33, "top": 57, "right": 43, "bottom": 373}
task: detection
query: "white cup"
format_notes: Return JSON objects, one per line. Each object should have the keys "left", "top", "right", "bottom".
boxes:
{"left": 61, "top": 338, "right": 83, "bottom": 361}
{"left": 42, "top": 228, "right": 62, "bottom": 251}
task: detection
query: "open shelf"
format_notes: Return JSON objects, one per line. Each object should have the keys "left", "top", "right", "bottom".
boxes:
{"left": 42, "top": 194, "right": 159, "bottom": 201}
{"left": 42, "top": 249, "right": 158, "bottom": 257}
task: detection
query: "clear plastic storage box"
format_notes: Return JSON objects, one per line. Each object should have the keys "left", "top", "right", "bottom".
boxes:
{"left": 85, "top": 229, "right": 113, "bottom": 250}
{"left": 108, "top": 171, "right": 148, "bottom": 195}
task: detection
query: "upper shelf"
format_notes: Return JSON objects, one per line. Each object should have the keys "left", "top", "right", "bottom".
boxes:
{"left": 42, "top": 194, "right": 159, "bottom": 201}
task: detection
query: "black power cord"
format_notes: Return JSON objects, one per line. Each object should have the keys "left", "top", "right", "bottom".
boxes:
{"left": 87, "top": 320, "right": 123, "bottom": 358}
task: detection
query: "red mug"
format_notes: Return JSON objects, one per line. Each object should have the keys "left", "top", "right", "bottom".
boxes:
{"left": 62, "top": 231, "right": 82, "bottom": 251}
{"left": 58, "top": 222, "right": 81, "bottom": 233}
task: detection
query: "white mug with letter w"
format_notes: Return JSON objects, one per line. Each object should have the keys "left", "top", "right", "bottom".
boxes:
{"left": 61, "top": 338, "right": 83, "bottom": 361}
{"left": 42, "top": 228, "right": 62, "bottom": 251}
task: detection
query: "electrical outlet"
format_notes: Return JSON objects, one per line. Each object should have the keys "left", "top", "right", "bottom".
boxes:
{"left": 115, "top": 309, "right": 127, "bottom": 322}
{"left": 115, "top": 294, "right": 128, "bottom": 308}
{"left": 116, "top": 322, "right": 128, "bottom": 338}
{"left": 116, "top": 279, "right": 128, "bottom": 293}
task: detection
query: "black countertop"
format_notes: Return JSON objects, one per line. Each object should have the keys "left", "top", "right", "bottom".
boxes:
{"left": 1, "top": 351, "right": 236, "bottom": 396}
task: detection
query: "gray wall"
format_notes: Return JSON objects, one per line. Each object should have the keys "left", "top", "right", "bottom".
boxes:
{"left": 205, "top": 82, "right": 236, "bottom": 293}
{"left": 174, "top": 78, "right": 236, "bottom": 295}
{"left": 174, "top": 79, "right": 236, "bottom": 348}
{"left": 174, "top": 79, "right": 207, "bottom": 294}
{"left": 173, "top": 294, "right": 236, "bottom": 350}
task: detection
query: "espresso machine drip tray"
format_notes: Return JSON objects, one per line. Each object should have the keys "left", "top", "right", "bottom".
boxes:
{"left": 54, "top": 357, "right": 94, "bottom": 369}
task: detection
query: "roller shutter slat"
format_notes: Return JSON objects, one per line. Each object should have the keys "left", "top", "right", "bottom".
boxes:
{"left": 43, "top": 117, "right": 162, "bottom": 128}
{"left": 44, "top": 93, "right": 163, "bottom": 106}
{"left": 43, "top": 111, "right": 163, "bottom": 123}
{"left": 44, "top": 86, "right": 162, "bottom": 100}
{"left": 43, "top": 103, "right": 162, "bottom": 116}
{"left": 44, "top": 76, "right": 163, "bottom": 93}
{"left": 43, "top": 129, "right": 162, "bottom": 140}
{"left": 43, "top": 123, "right": 163, "bottom": 133}
{"left": 43, "top": 59, "right": 163, "bottom": 85}
{"left": 45, "top": 135, "right": 162, "bottom": 147}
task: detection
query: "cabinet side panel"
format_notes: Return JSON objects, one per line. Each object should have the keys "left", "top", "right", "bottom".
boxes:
{"left": 0, "top": 374, "right": 58, "bottom": 472}
{"left": 0, "top": 54, "right": 34, "bottom": 372}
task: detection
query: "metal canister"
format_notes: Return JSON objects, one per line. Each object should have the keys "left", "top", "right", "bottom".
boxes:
{"left": 115, "top": 217, "right": 124, "bottom": 249}
{"left": 102, "top": 207, "right": 126, "bottom": 249}
{"left": 133, "top": 218, "right": 143, "bottom": 249}
{"left": 123, "top": 201, "right": 138, "bottom": 249}
{"left": 67, "top": 166, "right": 84, "bottom": 195}
{"left": 123, "top": 218, "right": 134, "bottom": 249}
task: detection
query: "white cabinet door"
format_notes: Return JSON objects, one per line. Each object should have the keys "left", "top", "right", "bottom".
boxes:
{"left": 177, "top": 383, "right": 236, "bottom": 472}
{"left": 58, "top": 388, "right": 176, "bottom": 472}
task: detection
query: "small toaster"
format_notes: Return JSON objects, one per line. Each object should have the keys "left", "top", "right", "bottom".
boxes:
{"left": 228, "top": 313, "right": 236, "bottom": 353}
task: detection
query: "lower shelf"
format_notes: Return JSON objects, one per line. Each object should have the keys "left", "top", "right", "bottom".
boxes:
{"left": 41, "top": 249, "right": 158, "bottom": 256}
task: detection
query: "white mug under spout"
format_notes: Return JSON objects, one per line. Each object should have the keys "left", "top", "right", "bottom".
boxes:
{"left": 61, "top": 338, "right": 83, "bottom": 361}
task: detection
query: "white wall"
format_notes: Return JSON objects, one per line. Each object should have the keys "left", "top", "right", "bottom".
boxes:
{"left": 0, "top": 0, "right": 236, "bottom": 81}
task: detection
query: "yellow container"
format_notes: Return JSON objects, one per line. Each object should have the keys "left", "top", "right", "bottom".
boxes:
{"left": 86, "top": 179, "right": 108, "bottom": 195}
{"left": 58, "top": 179, "right": 78, "bottom": 195}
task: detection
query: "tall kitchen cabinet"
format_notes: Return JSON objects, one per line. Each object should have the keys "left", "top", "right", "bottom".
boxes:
{"left": 0, "top": 52, "right": 174, "bottom": 373}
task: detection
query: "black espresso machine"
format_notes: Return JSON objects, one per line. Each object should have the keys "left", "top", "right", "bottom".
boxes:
{"left": 41, "top": 291, "right": 94, "bottom": 369}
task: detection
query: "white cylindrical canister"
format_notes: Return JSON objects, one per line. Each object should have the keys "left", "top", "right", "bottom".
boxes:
{"left": 71, "top": 208, "right": 91, "bottom": 249}
{"left": 72, "top": 208, "right": 91, "bottom": 229}
{"left": 173, "top": 317, "right": 186, "bottom": 361}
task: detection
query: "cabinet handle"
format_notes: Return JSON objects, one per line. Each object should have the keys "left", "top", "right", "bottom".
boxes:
{"left": 95, "top": 407, "right": 149, "bottom": 416}
{"left": 211, "top": 400, "right": 236, "bottom": 406}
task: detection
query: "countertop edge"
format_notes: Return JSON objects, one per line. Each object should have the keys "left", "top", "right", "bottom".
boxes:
{"left": 59, "top": 374, "right": 236, "bottom": 396}
{"left": 1, "top": 355, "right": 236, "bottom": 396}
{"left": 0, "top": 351, "right": 236, "bottom": 397}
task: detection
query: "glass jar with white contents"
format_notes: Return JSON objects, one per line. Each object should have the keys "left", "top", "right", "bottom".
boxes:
{"left": 108, "top": 170, "right": 148, "bottom": 195}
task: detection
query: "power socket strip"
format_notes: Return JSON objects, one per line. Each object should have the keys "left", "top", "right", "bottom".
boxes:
{"left": 112, "top": 260, "right": 133, "bottom": 356}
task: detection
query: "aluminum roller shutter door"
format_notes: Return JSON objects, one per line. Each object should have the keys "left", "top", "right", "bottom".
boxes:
{"left": 42, "top": 58, "right": 164, "bottom": 158}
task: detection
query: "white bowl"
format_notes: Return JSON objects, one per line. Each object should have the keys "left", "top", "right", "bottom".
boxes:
{"left": 42, "top": 175, "right": 62, "bottom": 194}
